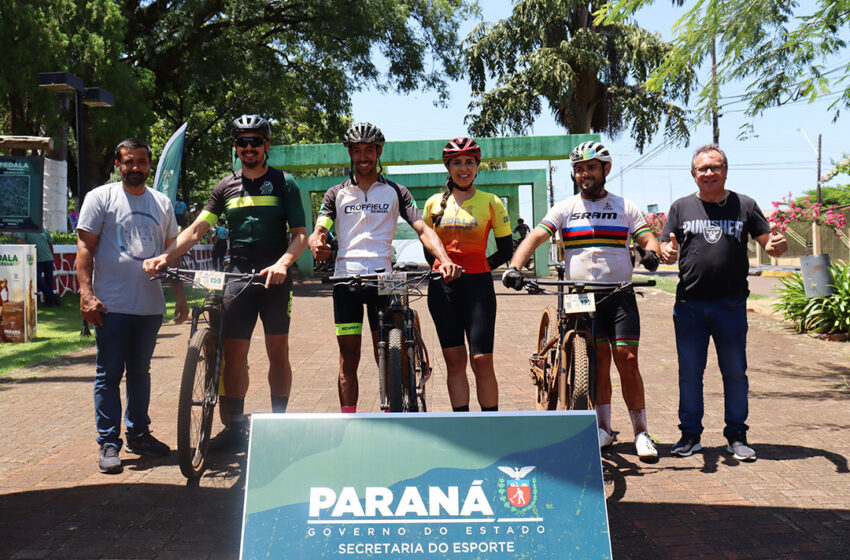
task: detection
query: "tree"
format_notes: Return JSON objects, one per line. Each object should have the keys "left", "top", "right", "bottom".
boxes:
{"left": 121, "top": 0, "right": 476, "bottom": 199}
{"left": 599, "top": 0, "right": 850, "bottom": 123}
{"left": 463, "top": 0, "right": 695, "bottom": 152}
{"left": 2, "top": 1, "right": 475, "bottom": 200}
{"left": 0, "top": 0, "right": 152, "bottom": 199}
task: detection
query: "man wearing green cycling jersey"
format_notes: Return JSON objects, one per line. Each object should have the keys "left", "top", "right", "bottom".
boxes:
{"left": 144, "top": 114, "right": 307, "bottom": 447}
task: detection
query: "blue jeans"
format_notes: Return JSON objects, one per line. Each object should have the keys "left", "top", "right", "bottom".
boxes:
{"left": 93, "top": 313, "right": 162, "bottom": 447}
{"left": 673, "top": 293, "right": 749, "bottom": 440}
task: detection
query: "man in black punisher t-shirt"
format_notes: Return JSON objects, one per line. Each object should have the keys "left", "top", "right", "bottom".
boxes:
{"left": 660, "top": 144, "right": 787, "bottom": 462}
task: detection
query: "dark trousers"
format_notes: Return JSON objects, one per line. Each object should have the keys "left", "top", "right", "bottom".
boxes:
{"left": 36, "top": 261, "right": 59, "bottom": 303}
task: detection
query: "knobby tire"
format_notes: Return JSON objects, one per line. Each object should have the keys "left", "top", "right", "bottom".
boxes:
{"left": 535, "top": 306, "right": 560, "bottom": 410}
{"left": 567, "top": 332, "right": 592, "bottom": 410}
{"left": 388, "top": 329, "right": 405, "bottom": 412}
{"left": 177, "top": 327, "right": 217, "bottom": 479}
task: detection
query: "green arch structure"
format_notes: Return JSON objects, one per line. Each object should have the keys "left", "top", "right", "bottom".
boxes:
{"left": 249, "top": 134, "right": 600, "bottom": 276}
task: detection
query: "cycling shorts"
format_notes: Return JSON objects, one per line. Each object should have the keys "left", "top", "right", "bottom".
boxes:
{"left": 427, "top": 272, "right": 496, "bottom": 355}
{"left": 222, "top": 260, "right": 293, "bottom": 339}
{"left": 332, "top": 284, "right": 388, "bottom": 336}
{"left": 594, "top": 288, "right": 640, "bottom": 347}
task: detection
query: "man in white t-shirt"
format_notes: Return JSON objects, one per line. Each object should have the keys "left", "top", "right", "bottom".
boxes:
{"left": 308, "top": 122, "right": 460, "bottom": 412}
{"left": 504, "top": 141, "right": 661, "bottom": 462}
{"left": 77, "top": 138, "right": 188, "bottom": 474}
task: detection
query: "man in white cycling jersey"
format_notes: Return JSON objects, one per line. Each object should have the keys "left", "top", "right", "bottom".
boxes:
{"left": 503, "top": 141, "right": 661, "bottom": 462}
{"left": 308, "top": 122, "right": 461, "bottom": 412}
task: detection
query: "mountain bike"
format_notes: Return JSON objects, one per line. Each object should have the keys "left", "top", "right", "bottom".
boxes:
{"left": 522, "top": 263, "right": 655, "bottom": 411}
{"left": 323, "top": 263, "right": 438, "bottom": 412}
{"left": 156, "top": 267, "right": 263, "bottom": 479}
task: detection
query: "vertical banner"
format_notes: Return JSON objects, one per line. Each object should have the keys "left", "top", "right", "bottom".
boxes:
{"left": 0, "top": 156, "right": 44, "bottom": 232}
{"left": 153, "top": 122, "right": 188, "bottom": 203}
{"left": 242, "top": 412, "right": 611, "bottom": 559}
{"left": 0, "top": 245, "right": 37, "bottom": 342}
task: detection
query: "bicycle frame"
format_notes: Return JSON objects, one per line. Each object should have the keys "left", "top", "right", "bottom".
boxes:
{"left": 526, "top": 262, "right": 656, "bottom": 410}
{"left": 324, "top": 266, "right": 438, "bottom": 412}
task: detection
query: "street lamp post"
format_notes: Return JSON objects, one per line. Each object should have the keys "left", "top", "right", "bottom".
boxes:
{"left": 37, "top": 72, "right": 114, "bottom": 205}
{"left": 37, "top": 72, "right": 114, "bottom": 336}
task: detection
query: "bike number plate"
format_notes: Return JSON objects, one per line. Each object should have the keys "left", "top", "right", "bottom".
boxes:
{"left": 195, "top": 270, "right": 226, "bottom": 291}
{"left": 377, "top": 272, "right": 407, "bottom": 295}
{"left": 563, "top": 293, "right": 595, "bottom": 313}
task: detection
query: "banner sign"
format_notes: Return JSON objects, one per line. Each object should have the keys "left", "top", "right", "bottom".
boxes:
{"left": 241, "top": 412, "right": 611, "bottom": 559}
{"left": 0, "top": 156, "right": 44, "bottom": 232}
{"left": 153, "top": 122, "right": 187, "bottom": 203}
{"left": 0, "top": 244, "right": 37, "bottom": 342}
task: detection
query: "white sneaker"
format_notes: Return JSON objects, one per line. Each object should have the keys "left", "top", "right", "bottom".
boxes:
{"left": 635, "top": 431, "right": 658, "bottom": 462}
{"left": 598, "top": 427, "right": 614, "bottom": 448}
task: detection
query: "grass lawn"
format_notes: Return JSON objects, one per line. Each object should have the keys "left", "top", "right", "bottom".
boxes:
{"left": 0, "top": 287, "right": 202, "bottom": 376}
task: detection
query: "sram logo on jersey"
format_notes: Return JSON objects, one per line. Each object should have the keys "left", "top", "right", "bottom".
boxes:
{"left": 569, "top": 211, "right": 617, "bottom": 220}
{"left": 309, "top": 480, "right": 494, "bottom": 518}
{"left": 344, "top": 203, "right": 391, "bottom": 214}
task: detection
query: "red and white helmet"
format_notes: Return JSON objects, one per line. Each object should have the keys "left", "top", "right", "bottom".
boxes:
{"left": 442, "top": 137, "right": 482, "bottom": 166}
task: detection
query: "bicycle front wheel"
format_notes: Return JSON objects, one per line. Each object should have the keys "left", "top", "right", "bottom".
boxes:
{"left": 411, "top": 325, "right": 430, "bottom": 412}
{"left": 563, "top": 332, "right": 592, "bottom": 410}
{"left": 534, "top": 306, "right": 560, "bottom": 410}
{"left": 177, "top": 327, "right": 217, "bottom": 479}
{"left": 388, "top": 328, "right": 405, "bottom": 412}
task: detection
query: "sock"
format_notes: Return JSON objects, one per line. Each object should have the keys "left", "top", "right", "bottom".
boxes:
{"left": 452, "top": 405, "right": 470, "bottom": 412}
{"left": 220, "top": 396, "right": 245, "bottom": 425}
{"left": 481, "top": 405, "right": 498, "bottom": 412}
{"left": 341, "top": 405, "right": 357, "bottom": 413}
{"left": 629, "top": 408, "right": 648, "bottom": 435}
{"left": 271, "top": 395, "right": 289, "bottom": 413}
{"left": 596, "top": 404, "right": 612, "bottom": 433}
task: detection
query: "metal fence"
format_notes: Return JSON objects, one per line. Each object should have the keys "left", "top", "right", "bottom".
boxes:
{"left": 748, "top": 206, "right": 850, "bottom": 264}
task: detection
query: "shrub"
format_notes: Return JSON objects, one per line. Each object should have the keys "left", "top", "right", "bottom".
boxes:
{"left": 644, "top": 212, "right": 666, "bottom": 234}
{"left": 773, "top": 261, "right": 850, "bottom": 335}
{"left": 769, "top": 193, "right": 846, "bottom": 237}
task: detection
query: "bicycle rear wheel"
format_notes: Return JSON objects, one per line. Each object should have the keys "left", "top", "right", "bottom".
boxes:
{"left": 534, "top": 306, "right": 560, "bottom": 410}
{"left": 177, "top": 327, "right": 217, "bottom": 479}
{"left": 562, "top": 331, "right": 592, "bottom": 410}
{"left": 388, "top": 328, "right": 405, "bottom": 412}
{"left": 411, "top": 325, "right": 430, "bottom": 412}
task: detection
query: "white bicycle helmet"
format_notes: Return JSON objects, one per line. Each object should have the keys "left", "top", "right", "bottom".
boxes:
{"left": 569, "top": 141, "right": 612, "bottom": 167}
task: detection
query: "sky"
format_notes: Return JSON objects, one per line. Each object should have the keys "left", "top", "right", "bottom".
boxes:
{"left": 351, "top": 0, "right": 850, "bottom": 221}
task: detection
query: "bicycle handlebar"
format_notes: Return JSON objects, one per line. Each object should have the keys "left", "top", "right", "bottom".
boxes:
{"left": 152, "top": 267, "right": 263, "bottom": 285}
{"left": 528, "top": 278, "right": 656, "bottom": 288}
{"left": 322, "top": 269, "right": 443, "bottom": 285}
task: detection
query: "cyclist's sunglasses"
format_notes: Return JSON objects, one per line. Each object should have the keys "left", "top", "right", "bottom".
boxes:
{"left": 234, "top": 136, "right": 266, "bottom": 148}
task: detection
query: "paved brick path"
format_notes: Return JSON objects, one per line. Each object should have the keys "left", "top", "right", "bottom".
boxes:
{"left": 1, "top": 274, "right": 848, "bottom": 559}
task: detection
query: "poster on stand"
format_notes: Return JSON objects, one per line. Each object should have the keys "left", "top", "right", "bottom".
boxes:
{"left": 241, "top": 411, "right": 611, "bottom": 560}
{"left": 0, "top": 244, "right": 37, "bottom": 342}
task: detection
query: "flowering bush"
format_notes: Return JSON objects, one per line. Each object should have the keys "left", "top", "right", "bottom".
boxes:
{"left": 644, "top": 212, "right": 666, "bottom": 234}
{"left": 768, "top": 193, "right": 847, "bottom": 237}
{"left": 820, "top": 155, "right": 850, "bottom": 184}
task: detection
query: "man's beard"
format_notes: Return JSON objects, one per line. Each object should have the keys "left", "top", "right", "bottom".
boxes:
{"left": 580, "top": 175, "right": 606, "bottom": 196}
{"left": 123, "top": 171, "right": 148, "bottom": 187}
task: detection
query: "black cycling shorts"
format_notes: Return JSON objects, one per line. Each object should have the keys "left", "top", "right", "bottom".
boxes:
{"left": 221, "top": 260, "right": 293, "bottom": 339}
{"left": 427, "top": 272, "right": 496, "bottom": 355}
{"left": 594, "top": 289, "right": 640, "bottom": 347}
{"left": 332, "top": 284, "right": 388, "bottom": 336}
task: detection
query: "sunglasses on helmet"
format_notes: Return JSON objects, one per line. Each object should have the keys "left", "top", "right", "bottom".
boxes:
{"left": 235, "top": 136, "right": 266, "bottom": 148}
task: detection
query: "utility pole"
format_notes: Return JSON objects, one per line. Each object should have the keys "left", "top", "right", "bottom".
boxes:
{"left": 548, "top": 160, "right": 555, "bottom": 206}
{"left": 711, "top": 36, "right": 720, "bottom": 145}
{"left": 817, "top": 134, "right": 822, "bottom": 204}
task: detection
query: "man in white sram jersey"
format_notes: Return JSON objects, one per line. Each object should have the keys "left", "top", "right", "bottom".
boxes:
{"left": 308, "top": 122, "right": 461, "bottom": 412}
{"left": 504, "top": 141, "right": 661, "bottom": 462}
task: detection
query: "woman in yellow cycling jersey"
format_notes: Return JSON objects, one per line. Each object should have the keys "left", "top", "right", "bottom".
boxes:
{"left": 424, "top": 138, "right": 514, "bottom": 411}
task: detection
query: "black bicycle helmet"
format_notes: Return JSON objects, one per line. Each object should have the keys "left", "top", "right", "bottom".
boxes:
{"left": 232, "top": 114, "right": 271, "bottom": 139}
{"left": 342, "top": 122, "right": 385, "bottom": 147}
